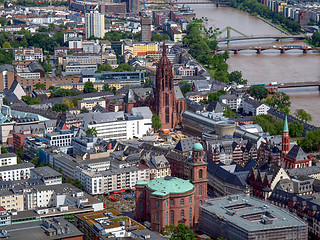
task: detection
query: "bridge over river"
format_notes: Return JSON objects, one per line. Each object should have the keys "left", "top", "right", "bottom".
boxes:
{"left": 216, "top": 45, "right": 320, "bottom": 54}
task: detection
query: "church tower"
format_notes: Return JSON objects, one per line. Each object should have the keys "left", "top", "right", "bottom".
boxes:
{"left": 282, "top": 115, "right": 290, "bottom": 158}
{"left": 154, "top": 42, "right": 177, "bottom": 130}
{"left": 189, "top": 142, "right": 208, "bottom": 224}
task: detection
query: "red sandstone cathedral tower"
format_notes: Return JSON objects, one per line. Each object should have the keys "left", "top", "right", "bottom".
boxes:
{"left": 282, "top": 115, "right": 290, "bottom": 158}
{"left": 154, "top": 42, "right": 177, "bottom": 130}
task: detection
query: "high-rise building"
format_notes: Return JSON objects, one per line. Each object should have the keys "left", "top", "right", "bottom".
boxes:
{"left": 85, "top": 11, "right": 105, "bottom": 39}
{"left": 140, "top": 16, "right": 152, "bottom": 42}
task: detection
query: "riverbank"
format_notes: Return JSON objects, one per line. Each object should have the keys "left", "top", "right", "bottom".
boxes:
{"left": 256, "top": 16, "right": 291, "bottom": 35}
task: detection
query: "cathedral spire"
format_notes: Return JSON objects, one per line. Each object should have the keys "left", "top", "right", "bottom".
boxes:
{"left": 162, "top": 40, "right": 167, "bottom": 57}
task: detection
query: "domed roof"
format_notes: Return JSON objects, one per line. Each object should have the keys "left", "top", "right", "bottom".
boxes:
{"left": 144, "top": 176, "right": 194, "bottom": 196}
{"left": 193, "top": 142, "right": 204, "bottom": 151}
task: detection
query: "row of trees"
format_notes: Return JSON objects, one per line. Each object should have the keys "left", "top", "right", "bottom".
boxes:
{"left": 309, "top": 32, "right": 320, "bottom": 47}
{"left": 230, "top": 0, "right": 301, "bottom": 33}
{"left": 253, "top": 114, "right": 304, "bottom": 137}
{"left": 96, "top": 63, "right": 133, "bottom": 73}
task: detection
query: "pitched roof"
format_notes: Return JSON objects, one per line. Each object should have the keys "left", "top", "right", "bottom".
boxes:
{"left": 174, "top": 137, "right": 195, "bottom": 152}
{"left": 206, "top": 100, "right": 224, "bottom": 113}
{"left": 285, "top": 144, "right": 308, "bottom": 162}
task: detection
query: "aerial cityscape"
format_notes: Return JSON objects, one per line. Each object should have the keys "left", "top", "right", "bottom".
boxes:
{"left": 0, "top": 0, "right": 319, "bottom": 239}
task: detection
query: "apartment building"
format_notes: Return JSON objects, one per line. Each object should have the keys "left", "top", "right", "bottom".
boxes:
{"left": 45, "top": 130, "right": 74, "bottom": 147}
{"left": 122, "top": 42, "right": 160, "bottom": 57}
{"left": 77, "top": 98, "right": 106, "bottom": 111}
{"left": 14, "top": 47, "right": 43, "bottom": 62}
{"left": 0, "top": 153, "right": 17, "bottom": 167}
{"left": 243, "top": 96, "right": 270, "bottom": 116}
{"left": 0, "top": 190, "right": 24, "bottom": 212}
{"left": 0, "top": 162, "right": 34, "bottom": 181}
{"left": 85, "top": 11, "right": 105, "bottom": 39}
{"left": 219, "top": 94, "right": 243, "bottom": 111}
{"left": 65, "top": 63, "right": 97, "bottom": 74}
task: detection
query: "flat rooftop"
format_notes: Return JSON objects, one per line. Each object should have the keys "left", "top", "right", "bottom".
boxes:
{"left": 202, "top": 195, "right": 307, "bottom": 232}
{"left": 0, "top": 162, "right": 34, "bottom": 171}
{"left": 1, "top": 218, "right": 83, "bottom": 240}
{"left": 31, "top": 166, "right": 62, "bottom": 178}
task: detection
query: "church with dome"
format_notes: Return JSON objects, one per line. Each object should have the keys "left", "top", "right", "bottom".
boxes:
{"left": 135, "top": 142, "right": 207, "bottom": 232}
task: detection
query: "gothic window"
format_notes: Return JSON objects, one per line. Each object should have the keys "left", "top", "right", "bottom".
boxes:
{"left": 189, "top": 207, "right": 192, "bottom": 223}
{"left": 199, "top": 169, "right": 203, "bottom": 179}
{"left": 181, "top": 210, "right": 184, "bottom": 218}
{"left": 199, "top": 185, "right": 203, "bottom": 196}
{"left": 165, "top": 93, "right": 169, "bottom": 106}
{"left": 165, "top": 108, "right": 170, "bottom": 124}
{"left": 180, "top": 101, "right": 183, "bottom": 113}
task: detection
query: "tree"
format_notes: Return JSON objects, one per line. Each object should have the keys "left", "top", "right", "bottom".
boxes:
{"left": 152, "top": 114, "right": 162, "bottom": 131}
{"left": 48, "top": 23, "right": 55, "bottom": 31}
{"left": 80, "top": 107, "right": 89, "bottom": 113}
{"left": 16, "top": 146, "right": 24, "bottom": 158}
{"left": 34, "top": 83, "right": 46, "bottom": 90}
{"left": 86, "top": 127, "right": 98, "bottom": 137}
{"left": 180, "top": 83, "right": 191, "bottom": 95}
{"left": 21, "top": 96, "right": 41, "bottom": 105}
{"left": 4, "top": 1, "right": 8, "bottom": 8}
{"left": 169, "top": 224, "right": 196, "bottom": 240}
{"left": 249, "top": 85, "right": 269, "bottom": 100}
{"left": 253, "top": 114, "right": 284, "bottom": 135}
{"left": 114, "top": 63, "right": 133, "bottom": 72}
{"left": 72, "top": 97, "right": 83, "bottom": 106}
{"left": 2, "top": 41, "right": 11, "bottom": 48}
{"left": 229, "top": 71, "right": 247, "bottom": 85}
{"left": 266, "top": 92, "right": 291, "bottom": 110}
{"left": 214, "top": 70, "right": 229, "bottom": 84}
{"left": 151, "top": 33, "right": 170, "bottom": 42}
{"left": 52, "top": 103, "right": 69, "bottom": 112}
{"left": 289, "top": 121, "right": 304, "bottom": 138}
{"left": 65, "top": 176, "right": 73, "bottom": 184}
{"left": 45, "top": 161, "right": 52, "bottom": 168}
{"left": 223, "top": 107, "right": 236, "bottom": 118}
{"left": 17, "top": 157, "right": 23, "bottom": 164}
{"left": 31, "top": 157, "right": 39, "bottom": 166}
{"left": 96, "top": 63, "right": 113, "bottom": 73}
{"left": 73, "top": 179, "right": 83, "bottom": 190}
{"left": 3, "top": 98, "right": 9, "bottom": 105}
{"left": 299, "top": 129, "right": 320, "bottom": 152}
{"left": 63, "top": 98, "right": 74, "bottom": 108}
{"left": 294, "top": 109, "right": 312, "bottom": 123}
{"left": 83, "top": 81, "right": 98, "bottom": 93}
{"left": 103, "top": 84, "right": 116, "bottom": 94}
{"left": 1, "top": 146, "right": 8, "bottom": 154}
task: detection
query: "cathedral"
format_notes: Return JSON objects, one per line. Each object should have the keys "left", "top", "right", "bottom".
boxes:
{"left": 123, "top": 42, "right": 186, "bottom": 130}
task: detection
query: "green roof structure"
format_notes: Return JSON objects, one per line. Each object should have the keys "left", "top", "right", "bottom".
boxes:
{"left": 193, "top": 142, "right": 204, "bottom": 151}
{"left": 139, "top": 176, "right": 195, "bottom": 197}
{"left": 283, "top": 115, "right": 289, "bottom": 132}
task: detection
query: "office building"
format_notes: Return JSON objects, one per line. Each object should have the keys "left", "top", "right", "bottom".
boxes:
{"left": 199, "top": 195, "right": 308, "bottom": 240}
{"left": 141, "top": 16, "right": 152, "bottom": 42}
{"left": 85, "top": 11, "right": 105, "bottom": 39}
{"left": 30, "top": 166, "right": 62, "bottom": 185}
{"left": 0, "top": 153, "right": 17, "bottom": 167}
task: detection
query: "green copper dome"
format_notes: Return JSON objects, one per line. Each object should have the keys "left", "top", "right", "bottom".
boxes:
{"left": 141, "top": 176, "right": 194, "bottom": 196}
{"left": 193, "top": 142, "right": 204, "bottom": 151}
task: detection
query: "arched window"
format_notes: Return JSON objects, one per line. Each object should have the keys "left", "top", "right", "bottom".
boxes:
{"left": 200, "top": 200, "right": 202, "bottom": 206}
{"left": 199, "top": 169, "right": 203, "bottom": 179}
{"left": 166, "top": 212, "right": 168, "bottom": 225}
{"left": 199, "top": 185, "right": 202, "bottom": 196}
{"left": 170, "top": 210, "right": 174, "bottom": 225}
{"left": 189, "top": 207, "right": 192, "bottom": 224}
{"left": 181, "top": 209, "right": 184, "bottom": 218}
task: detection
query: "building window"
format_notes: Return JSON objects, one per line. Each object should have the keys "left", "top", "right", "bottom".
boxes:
{"left": 199, "top": 185, "right": 202, "bottom": 196}
{"left": 166, "top": 212, "right": 168, "bottom": 226}
{"left": 170, "top": 199, "right": 174, "bottom": 206}
{"left": 156, "top": 212, "right": 159, "bottom": 222}
{"left": 170, "top": 210, "right": 174, "bottom": 225}
{"left": 199, "top": 169, "right": 203, "bottom": 179}
{"left": 166, "top": 201, "right": 168, "bottom": 208}
{"left": 190, "top": 207, "right": 192, "bottom": 223}
{"left": 189, "top": 197, "right": 192, "bottom": 204}
{"left": 139, "top": 191, "right": 143, "bottom": 198}
{"left": 156, "top": 201, "right": 159, "bottom": 208}
{"left": 165, "top": 107, "right": 170, "bottom": 124}
{"left": 181, "top": 209, "right": 184, "bottom": 218}
{"left": 181, "top": 199, "right": 184, "bottom": 206}
{"left": 139, "top": 201, "right": 143, "bottom": 216}
{"left": 200, "top": 200, "right": 202, "bottom": 206}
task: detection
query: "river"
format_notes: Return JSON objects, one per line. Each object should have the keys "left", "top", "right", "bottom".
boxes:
{"left": 189, "top": 4, "right": 320, "bottom": 126}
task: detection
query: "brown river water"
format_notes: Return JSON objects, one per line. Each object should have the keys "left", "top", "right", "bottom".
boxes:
{"left": 188, "top": 4, "right": 320, "bottom": 126}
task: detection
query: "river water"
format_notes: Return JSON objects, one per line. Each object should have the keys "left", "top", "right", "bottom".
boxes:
{"left": 189, "top": 4, "right": 320, "bottom": 126}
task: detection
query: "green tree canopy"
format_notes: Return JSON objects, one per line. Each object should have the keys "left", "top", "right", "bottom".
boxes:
{"left": 22, "top": 96, "right": 41, "bottom": 105}
{"left": 34, "top": 83, "right": 46, "bottom": 90}
{"left": 1, "top": 146, "right": 8, "bottom": 154}
{"left": 294, "top": 109, "right": 312, "bottom": 123}
{"left": 152, "top": 114, "right": 162, "bottom": 131}
{"left": 289, "top": 121, "right": 304, "bottom": 138}
{"left": 168, "top": 224, "right": 196, "bottom": 240}
{"left": 299, "top": 129, "right": 320, "bottom": 152}
{"left": 86, "top": 127, "right": 98, "bottom": 137}
{"left": 223, "top": 107, "right": 236, "bottom": 118}
{"left": 80, "top": 107, "right": 89, "bottom": 113}
{"left": 229, "top": 70, "right": 247, "bottom": 85}
{"left": 96, "top": 63, "right": 113, "bottom": 73}
{"left": 16, "top": 146, "right": 25, "bottom": 158}
{"left": 253, "top": 114, "right": 284, "bottom": 135}
{"left": 151, "top": 33, "right": 170, "bottom": 42}
{"left": 52, "top": 103, "right": 69, "bottom": 112}
{"left": 83, "top": 81, "right": 98, "bottom": 93}
{"left": 265, "top": 92, "right": 291, "bottom": 111}
{"left": 249, "top": 85, "right": 269, "bottom": 100}
{"left": 180, "top": 83, "right": 191, "bottom": 95}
